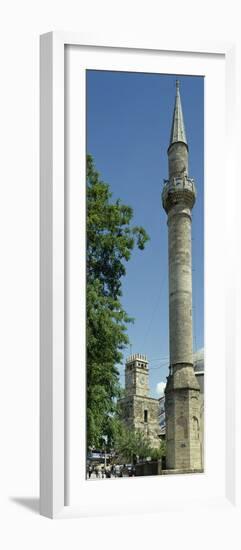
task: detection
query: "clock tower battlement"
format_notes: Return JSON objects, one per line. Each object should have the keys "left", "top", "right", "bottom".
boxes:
{"left": 125, "top": 353, "right": 149, "bottom": 397}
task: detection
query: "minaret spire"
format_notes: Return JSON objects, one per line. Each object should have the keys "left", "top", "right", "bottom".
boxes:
{"left": 169, "top": 79, "right": 187, "bottom": 148}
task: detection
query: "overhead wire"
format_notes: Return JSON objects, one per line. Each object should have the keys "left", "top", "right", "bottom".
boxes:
{"left": 142, "top": 268, "right": 167, "bottom": 352}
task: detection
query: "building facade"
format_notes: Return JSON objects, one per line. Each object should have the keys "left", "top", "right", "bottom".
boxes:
{"left": 119, "top": 354, "right": 160, "bottom": 449}
{"left": 162, "top": 81, "right": 203, "bottom": 471}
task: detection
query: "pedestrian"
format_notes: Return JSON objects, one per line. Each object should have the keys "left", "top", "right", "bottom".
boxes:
{"left": 88, "top": 464, "right": 92, "bottom": 479}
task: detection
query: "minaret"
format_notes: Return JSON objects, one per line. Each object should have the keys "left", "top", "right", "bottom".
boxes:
{"left": 162, "top": 80, "right": 202, "bottom": 471}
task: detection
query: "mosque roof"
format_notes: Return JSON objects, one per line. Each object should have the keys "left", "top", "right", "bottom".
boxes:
{"left": 194, "top": 348, "right": 204, "bottom": 373}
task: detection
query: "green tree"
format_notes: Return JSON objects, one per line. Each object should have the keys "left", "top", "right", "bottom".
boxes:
{"left": 87, "top": 155, "right": 149, "bottom": 449}
{"left": 114, "top": 424, "right": 166, "bottom": 464}
{"left": 149, "top": 440, "right": 166, "bottom": 461}
{"left": 114, "top": 424, "right": 152, "bottom": 463}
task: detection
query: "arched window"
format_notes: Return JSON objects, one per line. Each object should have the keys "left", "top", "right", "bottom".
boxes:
{"left": 192, "top": 416, "right": 199, "bottom": 440}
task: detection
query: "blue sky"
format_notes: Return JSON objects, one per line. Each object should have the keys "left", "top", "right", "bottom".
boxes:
{"left": 87, "top": 70, "right": 204, "bottom": 398}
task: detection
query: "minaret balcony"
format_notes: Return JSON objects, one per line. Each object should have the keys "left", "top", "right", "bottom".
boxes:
{"left": 162, "top": 176, "right": 196, "bottom": 213}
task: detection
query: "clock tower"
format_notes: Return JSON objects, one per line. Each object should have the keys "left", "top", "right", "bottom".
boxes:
{"left": 125, "top": 354, "right": 149, "bottom": 397}
{"left": 119, "top": 353, "right": 160, "bottom": 448}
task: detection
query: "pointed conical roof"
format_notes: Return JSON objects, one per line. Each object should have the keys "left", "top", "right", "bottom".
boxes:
{"left": 169, "top": 80, "right": 187, "bottom": 147}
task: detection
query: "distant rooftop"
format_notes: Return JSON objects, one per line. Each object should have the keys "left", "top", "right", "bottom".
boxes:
{"left": 194, "top": 348, "right": 204, "bottom": 373}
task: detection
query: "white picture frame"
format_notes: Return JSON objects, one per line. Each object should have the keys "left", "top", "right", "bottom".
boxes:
{"left": 40, "top": 32, "right": 240, "bottom": 519}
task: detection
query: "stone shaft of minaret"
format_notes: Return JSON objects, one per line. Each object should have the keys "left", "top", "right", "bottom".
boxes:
{"left": 168, "top": 203, "right": 193, "bottom": 367}
{"left": 163, "top": 79, "right": 195, "bottom": 370}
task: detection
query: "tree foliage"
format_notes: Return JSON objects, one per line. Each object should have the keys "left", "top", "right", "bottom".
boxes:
{"left": 114, "top": 423, "right": 165, "bottom": 464}
{"left": 149, "top": 440, "right": 166, "bottom": 461}
{"left": 87, "top": 155, "right": 149, "bottom": 448}
{"left": 114, "top": 425, "right": 151, "bottom": 463}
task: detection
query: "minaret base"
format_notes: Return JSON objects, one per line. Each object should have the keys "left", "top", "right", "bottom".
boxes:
{"left": 165, "top": 365, "right": 202, "bottom": 471}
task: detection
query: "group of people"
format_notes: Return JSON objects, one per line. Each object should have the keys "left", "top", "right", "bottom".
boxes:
{"left": 87, "top": 463, "right": 135, "bottom": 479}
{"left": 87, "top": 464, "right": 114, "bottom": 479}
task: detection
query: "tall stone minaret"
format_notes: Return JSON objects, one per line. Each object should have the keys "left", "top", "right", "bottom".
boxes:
{"left": 162, "top": 80, "right": 202, "bottom": 471}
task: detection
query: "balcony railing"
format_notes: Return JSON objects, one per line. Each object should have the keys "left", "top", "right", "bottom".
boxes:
{"left": 163, "top": 176, "right": 196, "bottom": 194}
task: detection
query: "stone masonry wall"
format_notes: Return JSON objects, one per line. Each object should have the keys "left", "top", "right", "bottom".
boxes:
{"left": 119, "top": 395, "right": 160, "bottom": 449}
{"left": 168, "top": 204, "right": 193, "bottom": 366}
